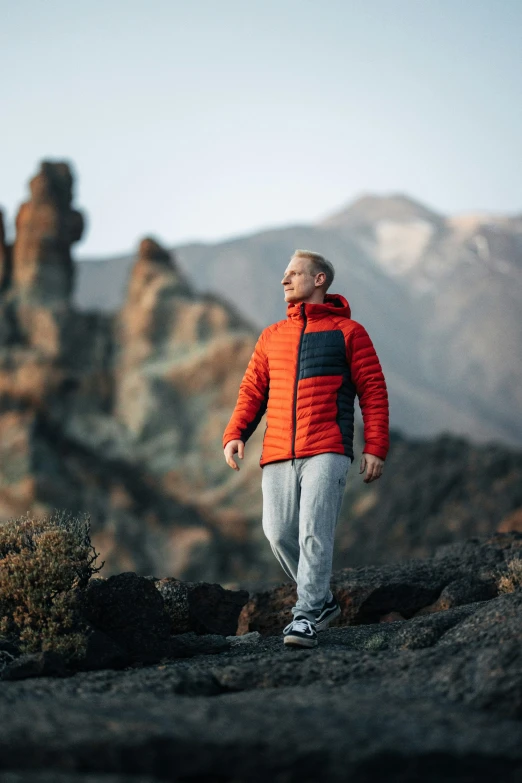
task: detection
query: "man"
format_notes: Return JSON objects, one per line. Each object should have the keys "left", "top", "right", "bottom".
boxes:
{"left": 223, "top": 249, "right": 389, "bottom": 648}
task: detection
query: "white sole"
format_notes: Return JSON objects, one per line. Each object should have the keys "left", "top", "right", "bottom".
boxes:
{"left": 283, "top": 635, "right": 318, "bottom": 648}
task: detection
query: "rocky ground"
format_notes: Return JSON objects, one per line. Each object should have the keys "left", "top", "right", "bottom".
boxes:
{"left": 1, "top": 533, "right": 522, "bottom": 782}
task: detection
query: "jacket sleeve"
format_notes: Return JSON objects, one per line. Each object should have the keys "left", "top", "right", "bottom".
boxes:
{"left": 347, "top": 323, "right": 390, "bottom": 460}
{"left": 222, "top": 329, "right": 270, "bottom": 448}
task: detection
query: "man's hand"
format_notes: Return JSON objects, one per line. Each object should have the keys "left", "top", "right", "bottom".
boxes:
{"left": 224, "top": 439, "right": 245, "bottom": 471}
{"left": 359, "top": 452, "right": 384, "bottom": 483}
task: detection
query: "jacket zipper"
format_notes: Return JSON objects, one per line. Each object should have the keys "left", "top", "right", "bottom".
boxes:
{"left": 292, "top": 302, "right": 307, "bottom": 460}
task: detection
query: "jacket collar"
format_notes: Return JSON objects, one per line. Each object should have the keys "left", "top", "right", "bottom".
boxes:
{"left": 286, "top": 293, "right": 352, "bottom": 322}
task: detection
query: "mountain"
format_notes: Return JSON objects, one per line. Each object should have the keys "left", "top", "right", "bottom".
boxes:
{"left": 75, "top": 194, "right": 522, "bottom": 449}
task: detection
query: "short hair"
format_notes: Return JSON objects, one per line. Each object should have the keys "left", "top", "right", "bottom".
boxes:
{"left": 292, "top": 249, "right": 335, "bottom": 292}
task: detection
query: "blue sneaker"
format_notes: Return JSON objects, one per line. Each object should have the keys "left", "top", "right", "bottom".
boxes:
{"left": 315, "top": 595, "right": 341, "bottom": 632}
{"left": 283, "top": 616, "right": 318, "bottom": 648}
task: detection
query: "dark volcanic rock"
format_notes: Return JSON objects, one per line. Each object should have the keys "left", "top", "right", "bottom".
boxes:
{"left": 1, "top": 596, "right": 522, "bottom": 780}
{"left": 153, "top": 577, "right": 192, "bottom": 632}
{"left": 437, "top": 589, "right": 522, "bottom": 648}
{"left": 76, "top": 572, "right": 173, "bottom": 663}
{"left": 0, "top": 572, "right": 237, "bottom": 679}
{"left": 1, "top": 651, "right": 69, "bottom": 681}
{"left": 415, "top": 573, "right": 498, "bottom": 615}
{"left": 155, "top": 577, "right": 249, "bottom": 635}
{"left": 1, "top": 535, "right": 522, "bottom": 780}
{"left": 238, "top": 531, "right": 522, "bottom": 635}
{"left": 167, "top": 632, "right": 230, "bottom": 658}
{"left": 0, "top": 775, "right": 161, "bottom": 783}
{"left": 187, "top": 581, "right": 249, "bottom": 635}
{"left": 0, "top": 776, "right": 161, "bottom": 783}
{"left": 74, "top": 573, "right": 233, "bottom": 670}
{"left": 336, "top": 431, "right": 522, "bottom": 568}
{"left": 78, "top": 629, "right": 129, "bottom": 672}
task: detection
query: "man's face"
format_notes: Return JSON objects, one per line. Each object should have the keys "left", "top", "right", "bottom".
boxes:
{"left": 281, "top": 256, "right": 322, "bottom": 304}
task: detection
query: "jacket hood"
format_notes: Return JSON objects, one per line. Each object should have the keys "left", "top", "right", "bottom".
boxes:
{"left": 286, "top": 292, "right": 352, "bottom": 322}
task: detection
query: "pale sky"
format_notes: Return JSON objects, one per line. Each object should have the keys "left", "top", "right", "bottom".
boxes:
{"left": 1, "top": 0, "right": 521, "bottom": 257}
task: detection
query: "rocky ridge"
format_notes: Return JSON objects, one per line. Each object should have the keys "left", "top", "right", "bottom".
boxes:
{"left": 0, "top": 531, "right": 522, "bottom": 781}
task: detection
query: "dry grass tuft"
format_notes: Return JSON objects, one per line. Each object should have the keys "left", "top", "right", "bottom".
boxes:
{"left": 0, "top": 509, "right": 103, "bottom": 659}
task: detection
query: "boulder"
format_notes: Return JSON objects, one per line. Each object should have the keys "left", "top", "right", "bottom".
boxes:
{"left": 76, "top": 572, "right": 172, "bottom": 664}
{"left": 1, "top": 651, "right": 69, "bottom": 681}
{"left": 73, "top": 573, "right": 236, "bottom": 669}
{"left": 155, "top": 577, "right": 249, "bottom": 635}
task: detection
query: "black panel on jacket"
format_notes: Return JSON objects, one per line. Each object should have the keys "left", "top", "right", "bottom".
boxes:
{"left": 298, "top": 329, "right": 347, "bottom": 381}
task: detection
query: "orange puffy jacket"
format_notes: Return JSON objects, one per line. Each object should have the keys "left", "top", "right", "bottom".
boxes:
{"left": 223, "top": 293, "right": 389, "bottom": 467}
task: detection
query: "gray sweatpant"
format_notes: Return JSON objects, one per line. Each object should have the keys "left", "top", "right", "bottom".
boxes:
{"left": 261, "top": 452, "right": 351, "bottom": 623}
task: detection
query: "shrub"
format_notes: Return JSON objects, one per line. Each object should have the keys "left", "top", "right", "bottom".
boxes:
{"left": 497, "top": 557, "right": 522, "bottom": 594}
{"left": 0, "top": 509, "right": 103, "bottom": 659}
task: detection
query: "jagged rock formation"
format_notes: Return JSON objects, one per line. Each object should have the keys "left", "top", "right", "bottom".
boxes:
{"left": 0, "top": 162, "right": 272, "bottom": 584}
{"left": 11, "top": 161, "right": 83, "bottom": 301}
{"left": 109, "top": 234, "right": 274, "bottom": 580}
{"left": 1, "top": 533, "right": 522, "bottom": 781}
{"left": 0, "top": 163, "right": 113, "bottom": 525}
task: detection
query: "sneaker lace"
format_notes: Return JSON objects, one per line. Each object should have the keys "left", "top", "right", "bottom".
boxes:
{"left": 284, "top": 617, "right": 315, "bottom": 634}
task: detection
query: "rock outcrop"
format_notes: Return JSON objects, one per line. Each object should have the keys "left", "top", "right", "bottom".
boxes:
{"left": 238, "top": 530, "right": 521, "bottom": 635}
{"left": 1, "top": 532, "right": 522, "bottom": 781}
{"left": 0, "top": 569, "right": 249, "bottom": 677}
{"left": 11, "top": 161, "right": 83, "bottom": 301}
{"left": 0, "top": 162, "right": 271, "bottom": 584}
{"left": 155, "top": 577, "right": 249, "bottom": 636}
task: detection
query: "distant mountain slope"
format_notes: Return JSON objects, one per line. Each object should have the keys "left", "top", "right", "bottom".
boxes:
{"left": 75, "top": 194, "right": 522, "bottom": 449}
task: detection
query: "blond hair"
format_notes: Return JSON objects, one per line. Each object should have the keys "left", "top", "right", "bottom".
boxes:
{"left": 292, "top": 249, "right": 335, "bottom": 292}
